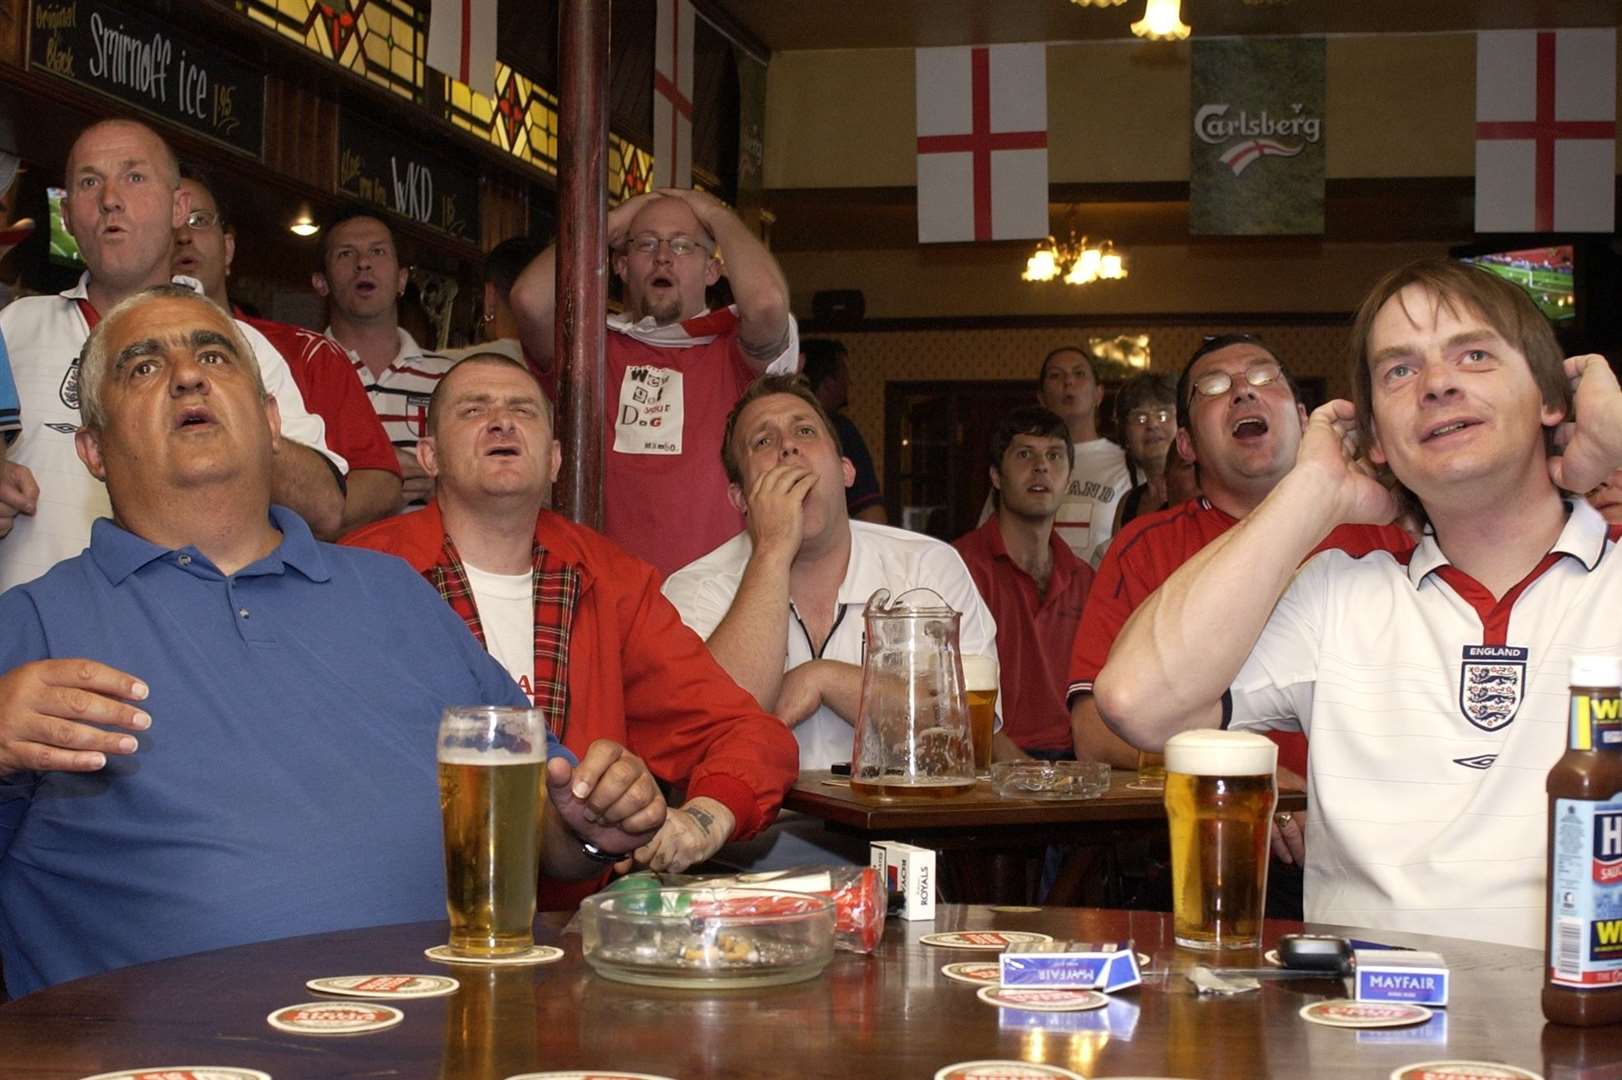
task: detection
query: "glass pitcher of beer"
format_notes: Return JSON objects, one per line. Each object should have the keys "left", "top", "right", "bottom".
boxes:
{"left": 849, "top": 587, "right": 977, "bottom": 799}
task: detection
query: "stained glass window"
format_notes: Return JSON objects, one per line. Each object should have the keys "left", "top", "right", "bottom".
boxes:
{"left": 239, "top": 0, "right": 425, "bottom": 101}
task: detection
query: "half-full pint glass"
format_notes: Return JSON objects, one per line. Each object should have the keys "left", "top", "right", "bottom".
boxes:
{"left": 961, "top": 654, "right": 999, "bottom": 772}
{"left": 437, "top": 706, "right": 548, "bottom": 957}
{"left": 1136, "top": 750, "right": 1167, "bottom": 790}
{"left": 1164, "top": 729, "right": 1277, "bottom": 950}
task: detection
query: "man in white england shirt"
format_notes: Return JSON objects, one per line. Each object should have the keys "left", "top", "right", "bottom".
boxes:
{"left": 510, "top": 188, "right": 797, "bottom": 578}
{"left": 1096, "top": 258, "right": 1622, "bottom": 947}
{"left": 0, "top": 119, "right": 343, "bottom": 590}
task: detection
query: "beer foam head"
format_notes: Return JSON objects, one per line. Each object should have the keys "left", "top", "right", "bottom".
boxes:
{"left": 1164, "top": 729, "right": 1277, "bottom": 776}
{"left": 961, "top": 654, "right": 999, "bottom": 691}
{"left": 437, "top": 746, "right": 548, "bottom": 765}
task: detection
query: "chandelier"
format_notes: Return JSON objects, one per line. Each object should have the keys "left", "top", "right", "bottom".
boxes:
{"left": 1022, "top": 232, "right": 1128, "bottom": 286}
{"left": 1130, "top": 0, "right": 1191, "bottom": 41}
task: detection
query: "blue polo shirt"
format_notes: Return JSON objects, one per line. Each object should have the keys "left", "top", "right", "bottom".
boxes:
{"left": 0, "top": 330, "right": 17, "bottom": 444}
{"left": 0, "top": 507, "right": 569, "bottom": 998}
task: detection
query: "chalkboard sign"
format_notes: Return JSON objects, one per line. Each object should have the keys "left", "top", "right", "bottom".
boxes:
{"left": 29, "top": 0, "right": 265, "bottom": 158}
{"left": 338, "top": 113, "right": 480, "bottom": 243}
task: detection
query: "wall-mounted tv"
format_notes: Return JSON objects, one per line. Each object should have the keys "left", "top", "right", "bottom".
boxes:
{"left": 1459, "top": 244, "right": 1576, "bottom": 322}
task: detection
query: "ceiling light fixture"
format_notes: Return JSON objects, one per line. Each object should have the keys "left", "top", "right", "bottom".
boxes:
{"left": 1130, "top": 0, "right": 1191, "bottom": 41}
{"left": 1022, "top": 231, "right": 1128, "bottom": 287}
{"left": 289, "top": 210, "right": 319, "bottom": 238}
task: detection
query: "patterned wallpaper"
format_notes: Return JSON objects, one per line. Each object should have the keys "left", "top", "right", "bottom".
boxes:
{"left": 829, "top": 321, "right": 1357, "bottom": 478}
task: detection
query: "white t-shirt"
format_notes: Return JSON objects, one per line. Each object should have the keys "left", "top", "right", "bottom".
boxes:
{"left": 461, "top": 562, "right": 536, "bottom": 704}
{"left": 1228, "top": 499, "right": 1622, "bottom": 948}
{"left": 0, "top": 275, "right": 342, "bottom": 592}
{"left": 662, "top": 521, "right": 1000, "bottom": 771}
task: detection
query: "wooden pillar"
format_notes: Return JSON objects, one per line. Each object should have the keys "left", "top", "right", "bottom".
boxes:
{"left": 554, "top": 0, "right": 610, "bottom": 528}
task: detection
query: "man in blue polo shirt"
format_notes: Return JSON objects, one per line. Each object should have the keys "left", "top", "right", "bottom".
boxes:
{"left": 0, "top": 284, "right": 666, "bottom": 998}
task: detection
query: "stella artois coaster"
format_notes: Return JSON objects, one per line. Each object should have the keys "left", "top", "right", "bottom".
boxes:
{"left": 424, "top": 944, "right": 564, "bottom": 966}
{"left": 265, "top": 1000, "right": 404, "bottom": 1035}
{"left": 78, "top": 1071, "right": 272, "bottom": 1080}
{"left": 1299, "top": 999, "right": 1433, "bottom": 1029}
{"left": 1389, "top": 1063, "right": 1543, "bottom": 1080}
{"left": 976, "top": 986, "right": 1109, "bottom": 1012}
{"left": 934, "top": 1062, "right": 1085, "bottom": 1080}
{"left": 941, "top": 961, "right": 1003, "bottom": 985}
{"left": 505, "top": 1073, "right": 680, "bottom": 1080}
{"left": 921, "top": 931, "right": 1054, "bottom": 950}
{"left": 306, "top": 974, "right": 460, "bottom": 999}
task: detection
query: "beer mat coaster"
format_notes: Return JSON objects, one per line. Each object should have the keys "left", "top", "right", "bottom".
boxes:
{"left": 265, "top": 1001, "right": 403, "bottom": 1035}
{"left": 987, "top": 905, "right": 1041, "bottom": 914}
{"left": 820, "top": 779, "right": 850, "bottom": 788}
{"left": 424, "top": 944, "right": 564, "bottom": 966}
{"left": 1137, "top": 952, "right": 1152, "bottom": 968}
{"left": 306, "top": 974, "right": 459, "bottom": 999}
{"left": 78, "top": 1070, "right": 272, "bottom": 1080}
{"left": 976, "top": 986, "right": 1109, "bottom": 1012}
{"left": 1124, "top": 781, "right": 1165, "bottom": 792}
{"left": 1299, "top": 999, "right": 1433, "bottom": 1028}
{"left": 941, "top": 961, "right": 1003, "bottom": 985}
{"left": 935, "top": 1062, "right": 1086, "bottom": 1080}
{"left": 921, "top": 931, "right": 1054, "bottom": 949}
{"left": 505, "top": 1073, "right": 680, "bottom": 1080}
{"left": 1389, "top": 1063, "right": 1543, "bottom": 1080}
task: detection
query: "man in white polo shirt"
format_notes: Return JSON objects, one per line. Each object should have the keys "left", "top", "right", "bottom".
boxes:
{"left": 0, "top": 118, "right": 343, "bottom": 590}
{"left": 1095, "top": 257, "right": 1622, "bottom": 947}
{"left": 314, "top": 206, "right": 454, "bottom": 511}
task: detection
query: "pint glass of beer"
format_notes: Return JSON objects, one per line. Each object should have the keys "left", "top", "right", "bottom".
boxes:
{"left": 437, "top": 706, "right": 548, "bottom": 957}
{"left": 1135, "top": 750, "right": 1167, "bottom": 790}
{"left": 1163, "top": 729, "right": 1277, "bottom": 950}
{"left": 961, "top": 654, "right": 999, "bottom": 772}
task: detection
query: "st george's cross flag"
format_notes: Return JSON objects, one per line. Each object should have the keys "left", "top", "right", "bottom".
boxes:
{"left": 916, "top": 44, "right": 1049, "bottom": 243}
{"left": 427, "top": 0, "right": 498, "bottom": 96}
{"left": 653, "top": 0, "right": 696, "bottom": 190}
{"left": 1476, "top": 29, "right": 1616, "bottom": 233}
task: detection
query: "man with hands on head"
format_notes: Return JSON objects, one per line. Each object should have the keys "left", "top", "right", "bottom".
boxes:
{"left": 0, "top": 285, "right": 664, "bottom": 998}
{"left": 662, "top": 376, "right": 996, "bottom": 867}
{"left": 344, "top": 355, "right": 798, "bottom": 884}
{"left": 0, "top": 118, "right": 344, "bottom": 589}
{"left": 510, "top": 187, "right": 798, "bottom": 577}
{"left": 1094, "top": 258, "right": 1622, "bottom": 948}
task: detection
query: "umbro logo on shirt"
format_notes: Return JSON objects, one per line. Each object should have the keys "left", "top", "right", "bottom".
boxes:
{"left": 1453, "top": 754, "right": 1498, "bottom": 770}
{"left": 45, "top": 423, "right": 77, "bottom": 434}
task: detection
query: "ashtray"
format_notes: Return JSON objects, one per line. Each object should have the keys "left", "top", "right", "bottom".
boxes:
{"left": 579, "top": 886, "right": 835, "bottom": 989}
{"left": 991, "top": 759, "right": 1111, "bottom": 800}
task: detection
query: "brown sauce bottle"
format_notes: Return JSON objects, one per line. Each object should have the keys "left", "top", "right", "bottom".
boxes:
{"left": 1545, "top": 656, "right": 1622, "bottom": 1026}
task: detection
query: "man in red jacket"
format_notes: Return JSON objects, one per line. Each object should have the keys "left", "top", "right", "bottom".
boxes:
{"left": 344, "top": 355, "right": 798, "bottom": 896}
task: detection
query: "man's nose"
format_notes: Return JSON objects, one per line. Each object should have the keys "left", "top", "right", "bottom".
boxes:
{"left": 1419, "top": 358, "right": 1460, "bottom": 401}
{"left": 170, "top": 355, "right": 208, "bottom": 395}
{"left": 779, "top": 442, "right": 800, "bottom": 459}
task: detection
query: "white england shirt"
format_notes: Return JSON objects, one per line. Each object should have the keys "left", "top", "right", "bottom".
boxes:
{"left": 0, "top": 276, "right": 341, "bottom": 592}
{"left": 663, "top": 521, "right": 1000, "bottom": 771}
{"left": 1229, "top": 499, "right": 1622, "bottom": 948}
{"left": 329, "top": 327, "right": 454, "bottom": 450}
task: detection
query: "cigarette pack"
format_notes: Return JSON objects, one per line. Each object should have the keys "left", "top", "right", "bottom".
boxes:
{"left": 1351, "top": 949, "right": 1449, "bottom": 1006}
{"left": 999, "top": 940, "right": 1141, "bottom": 992}
{"left": 868, "top": 841, "right": 935, "bottom": 921}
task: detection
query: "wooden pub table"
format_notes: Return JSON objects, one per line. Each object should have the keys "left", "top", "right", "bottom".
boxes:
{"left": 0, "top": 905, "right": 1591, "bottom": 1080}
{"left": 783, "top": 768, "right": 1310, "bottom": 904}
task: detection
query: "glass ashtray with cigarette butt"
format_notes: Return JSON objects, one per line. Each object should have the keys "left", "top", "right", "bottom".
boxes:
{"left": 990, "top": 759, "right": 1111, "bottom": 800}
{"left": 580, "top": 886, "right": 836, "bottom": 988}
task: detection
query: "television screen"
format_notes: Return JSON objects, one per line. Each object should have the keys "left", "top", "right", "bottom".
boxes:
{"left": 46, "top": 187, "right": 83, "bottom": 269}
{"left": 1461, "top": 245, "right": 1575, "bottom": 321}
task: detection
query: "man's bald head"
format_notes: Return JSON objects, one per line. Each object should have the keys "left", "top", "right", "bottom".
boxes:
{"left": 66, "top": 119, "right": 179, "bottom": 190}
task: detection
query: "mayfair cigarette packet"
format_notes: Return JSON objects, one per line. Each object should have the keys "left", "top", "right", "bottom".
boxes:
{"left": 1351, "top": 949, "right": 1449, "bottom": 1006}
{"left": 1000, "top": 940, "right": 1142, "bottom": 992}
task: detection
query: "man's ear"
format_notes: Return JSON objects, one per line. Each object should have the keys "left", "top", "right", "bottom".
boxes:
{"left": 394, "top": 265, "right": 409, "bottom": 300}
{"left": 842, "top": 456, "right": 856, "bottom": 490}
{"left": 726, "top": 481, "right": 747, "bottom": 515}
{"left": 1367, "top": 418, "right": 1387, "bottom": 467}
{"left": 311, "top": 271, "right": 329, "bottom": 298}
{"left": 988, "top": 463, "right": 1003, "bottom": 494}
{"left": 547, "top": 438, "right": 562, "bottom": 485}
{"left": 417, "top": 436, "right": 439, "bottom": 478}
{"left": 611, "top": 251, "right": 629, "bottom": 283}
{"left": 223, "top": 231, "right": 237, "bottom": 277}
{"left": 264, "top": 394, "right": 283, "bottom": 452}
{"left": 75, "top": 427, "right": 106, "bottom": 481}
{"left": 1295, "top": 402, "right": 1309, "bottom": 431}
{"left": 703, "top": 253, "right": 722, "bottom": 288}
{"left": 1540, "top": 399, "right": 1568, "bottom": 430}
{"left": 171, "top": 183, "right": 191, "bottom": 229}
{"left": 1175, "top": 427, "right": 1197, "bottom": 465}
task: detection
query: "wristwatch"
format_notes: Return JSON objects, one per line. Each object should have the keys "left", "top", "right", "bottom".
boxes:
{"left": 580, "top": 839, "right": 634, "bottom": 864}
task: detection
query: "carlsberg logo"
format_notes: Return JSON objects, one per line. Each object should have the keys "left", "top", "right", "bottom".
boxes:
{"left": 1195, "top": 103, "right": 1322, "bottom": 145}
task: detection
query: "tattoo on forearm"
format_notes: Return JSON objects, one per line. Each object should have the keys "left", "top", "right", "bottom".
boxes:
{"left": 689, "top": 807, "right": 715, "bottom": 836}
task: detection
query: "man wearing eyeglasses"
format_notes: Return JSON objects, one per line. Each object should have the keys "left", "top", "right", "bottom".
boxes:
{"left": 0, "top": 118, "right": 344, "bottom": 590}
{"left": 173, "top": 172, "right": 402, "bottom": 531}
{"left": 1067, "top": 335, "right": 1410, "bottom": 774}
{"left": 510, "top": 188, "right": 797, "bottom": 577}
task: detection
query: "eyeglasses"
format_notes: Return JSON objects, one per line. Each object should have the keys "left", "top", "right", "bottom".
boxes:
{"left": 1125, "top": 408, "right": 1174, "bottom": 427}
{"left": 625, "top": 233, "right": 709, "bottom": 258}
{"left": 183, "top": 210, "right": 224, "bottom": 231}
{"left": 1190, "top": 359, "right": 1284, "bottom": 400}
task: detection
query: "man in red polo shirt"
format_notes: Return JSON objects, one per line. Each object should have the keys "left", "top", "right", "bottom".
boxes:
{"left": 173, "top": 171, "right": 402, "bottom": 531}
{"left": 954, "top": 406, "right": 1092, "bottom": 759}
{"left": 510, "top": 188, "right": 798, "bottom": 578}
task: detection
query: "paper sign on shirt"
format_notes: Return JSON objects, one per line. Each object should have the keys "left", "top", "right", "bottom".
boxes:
{"left": 614, "top": 365, "right": 684, "bottom": 455}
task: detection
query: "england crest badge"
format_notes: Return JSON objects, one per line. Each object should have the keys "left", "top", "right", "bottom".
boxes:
{"left": 60, "top": 357, "right": 81, "bottom": 410}
{"left": 1458, "top": 645, "right": 1528, "bottom": 731}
